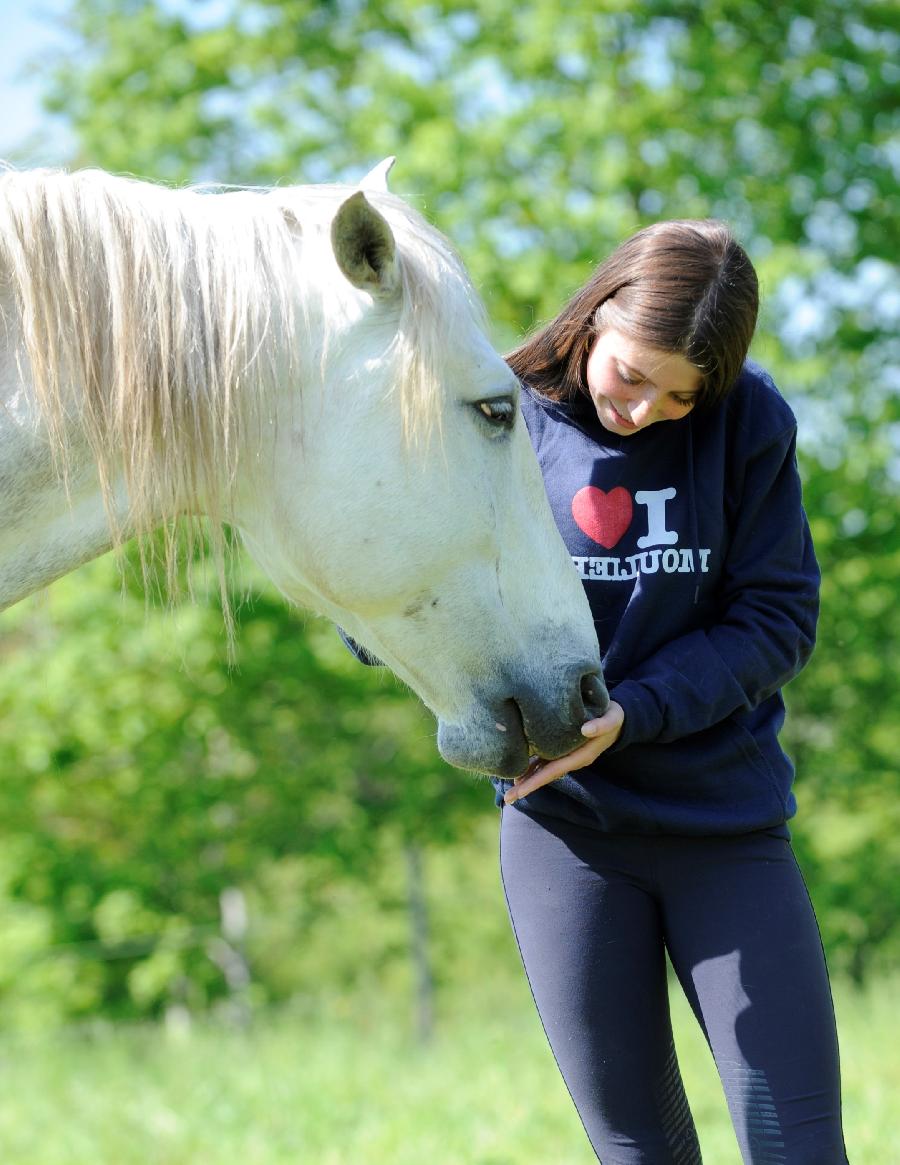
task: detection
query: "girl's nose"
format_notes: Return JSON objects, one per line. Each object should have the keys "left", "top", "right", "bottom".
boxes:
{"left": 629, "top": 390, "right": 658, "bottom": 424}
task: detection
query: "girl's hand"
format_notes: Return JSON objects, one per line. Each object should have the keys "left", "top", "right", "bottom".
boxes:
{"left": 503, "top": 701, "right": 625, "bottom": 805}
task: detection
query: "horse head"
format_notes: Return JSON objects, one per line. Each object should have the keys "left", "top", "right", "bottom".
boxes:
{"left": 232, "top": 162, "right": 607, "bottom": 777}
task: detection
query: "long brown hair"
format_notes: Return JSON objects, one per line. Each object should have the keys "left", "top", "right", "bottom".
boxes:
{"left": 507, "top": 220, "right": 759, "bottom": 409}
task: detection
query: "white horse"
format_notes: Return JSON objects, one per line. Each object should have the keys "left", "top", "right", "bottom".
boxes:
{"left": 0, "top": 159, "right": 606, "bottom": 776}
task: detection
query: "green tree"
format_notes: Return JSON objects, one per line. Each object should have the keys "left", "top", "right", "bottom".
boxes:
{"left": 2, "top": 0, "right": 896, "bottom": 1014}
{"left": 42, "top": 1, "right": 897, "bottom": 327}
{"left": 0, "top": 555, "right": 492, "bottom": 1022}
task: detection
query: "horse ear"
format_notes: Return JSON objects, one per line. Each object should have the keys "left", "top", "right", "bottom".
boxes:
{"left": 359, "top": 156, "right": 396, "bottom": 192}
{"left": 331, "top": 191, "right": 400, "bottom": 299}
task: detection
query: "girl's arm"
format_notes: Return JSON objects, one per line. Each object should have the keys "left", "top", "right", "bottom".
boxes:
{"left": 608, "top": 426, "right": 818, "bottom": 750}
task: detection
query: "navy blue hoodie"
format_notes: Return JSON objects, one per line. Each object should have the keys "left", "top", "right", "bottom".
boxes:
{"left": 341, "top": 360, "right": 819, "bottom": 838}
{"left": 500, "top": 360, "right": 819, "bottom": 836}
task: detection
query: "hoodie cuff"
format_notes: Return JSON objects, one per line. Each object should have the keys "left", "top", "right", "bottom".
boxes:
{"left": 605, "top": 680, "right": 663, "bottom": 751}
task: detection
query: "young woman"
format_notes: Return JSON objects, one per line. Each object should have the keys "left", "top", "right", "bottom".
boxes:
{"left": 497, "top": 220, "right": 848, "bottom": 1163}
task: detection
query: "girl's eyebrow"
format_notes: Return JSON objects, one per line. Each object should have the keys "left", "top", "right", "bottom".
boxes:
{"left": 620, "top": 360, "right": 700, "bottom": 396}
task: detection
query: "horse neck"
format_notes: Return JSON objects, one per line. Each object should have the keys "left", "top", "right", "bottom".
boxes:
{"left": 0, "top": 388, "right": 128, "bottom": 610}
{"left": 0, "top": 280, "right": 139, "bottom": 609}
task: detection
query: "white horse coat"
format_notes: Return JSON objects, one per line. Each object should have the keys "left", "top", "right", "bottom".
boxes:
{"left": 0, "top": 161, "right": 606, "bottom": 776}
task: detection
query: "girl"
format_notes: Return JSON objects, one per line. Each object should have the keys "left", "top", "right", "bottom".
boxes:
{"left": 498, "top": 220, "right": 848, "bottom": 1163}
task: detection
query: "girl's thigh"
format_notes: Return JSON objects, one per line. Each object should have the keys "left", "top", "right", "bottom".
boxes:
{"left": 659, "top": 832, "right": 848, "bottom": 1165}
{"left": 500, "top": 806, "right": 702, "bottom": 1164}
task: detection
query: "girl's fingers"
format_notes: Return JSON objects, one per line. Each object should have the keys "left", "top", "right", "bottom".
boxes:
{"left": 504, "top": 709, "right": 624, "bottom": 806}
{"left": 505, "top": 742, "right": 599, "bottom": 805}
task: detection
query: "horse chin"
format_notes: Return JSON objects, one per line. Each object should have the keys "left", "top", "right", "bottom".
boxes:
{"left": 436, "top": 719, "right": 531, "bottom": 778}
{"left": 434, "top": 664, "right": 609, "bottom": 778}
{"left": 436, "top": 701, "right": 588, "bottom": 779}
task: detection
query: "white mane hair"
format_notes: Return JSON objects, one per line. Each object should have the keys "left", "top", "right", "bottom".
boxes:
{"left": 0, "top": 165, "right": 485, "bottom": 605}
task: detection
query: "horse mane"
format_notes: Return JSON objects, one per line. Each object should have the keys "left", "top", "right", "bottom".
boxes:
{"left": 0, "top": 165, "right": 483, "bottom": 616}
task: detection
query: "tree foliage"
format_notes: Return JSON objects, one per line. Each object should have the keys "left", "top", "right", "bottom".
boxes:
{"left": 0, "top": 556, "right": 492, "bottom": 1022}
{"left": 0, "top": 0, "right": 897, "bottom": 1022}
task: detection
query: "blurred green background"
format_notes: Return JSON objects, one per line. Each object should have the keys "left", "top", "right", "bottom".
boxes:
{"left": 0, "top": 1, "right": 897, "bottom": 1161}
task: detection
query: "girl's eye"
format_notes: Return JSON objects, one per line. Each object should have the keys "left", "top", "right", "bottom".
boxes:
{"left": 672, "top": 395, "right": 696, "bottom": 408}
{"left": 616, "top": 364, "right": 638, "bottom": 385}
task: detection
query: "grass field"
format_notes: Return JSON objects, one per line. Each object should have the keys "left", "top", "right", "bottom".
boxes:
{"left": 0, "top": 974, "right": 894, "bottom": 1164}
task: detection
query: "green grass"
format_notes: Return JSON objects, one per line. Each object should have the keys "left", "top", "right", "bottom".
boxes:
{"left": 0, "top": 975, "right": 894, "bottom": 1164}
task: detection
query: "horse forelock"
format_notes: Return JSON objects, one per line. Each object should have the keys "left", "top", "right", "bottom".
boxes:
{"left": 366, "top": 192, "right": 489, "bottom": 446}
{"left": 278, "top": 183, "right": 488, "bottom": 447}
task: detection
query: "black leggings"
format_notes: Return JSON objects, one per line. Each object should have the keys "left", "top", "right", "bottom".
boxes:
{"left": 500, "top": 806, "right": 848, "bottom": 1164}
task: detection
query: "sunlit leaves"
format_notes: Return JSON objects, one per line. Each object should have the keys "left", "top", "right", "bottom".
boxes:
{"left": 5, "top": 0, "right": 898, "bottom": 1011}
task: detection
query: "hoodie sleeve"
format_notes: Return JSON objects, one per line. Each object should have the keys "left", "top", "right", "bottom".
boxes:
{"left": 337, "top": 627, "right": 383, "bottom": 667}
{"left": 608, "top": 424, "right": 819, "bottom": 749}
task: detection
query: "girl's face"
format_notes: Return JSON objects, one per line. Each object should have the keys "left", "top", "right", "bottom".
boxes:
{"left": 585, "top": 329, "right": 703, "bottom": 436}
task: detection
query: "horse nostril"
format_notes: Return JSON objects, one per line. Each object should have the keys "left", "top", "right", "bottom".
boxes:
{"left": 581, "top": 672, "right": 609, "bottom": 719}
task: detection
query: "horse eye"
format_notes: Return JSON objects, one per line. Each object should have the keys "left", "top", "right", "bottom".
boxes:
{"left": 476, "top": 398, "right": 516, "bottom": 429}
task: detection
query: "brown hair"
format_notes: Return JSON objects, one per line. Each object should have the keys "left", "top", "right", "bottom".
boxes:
{"left": 507, "top": 220, "right": 759, "bottom": 409}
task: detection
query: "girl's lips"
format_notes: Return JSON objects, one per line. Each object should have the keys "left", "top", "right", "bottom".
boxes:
{"left": 608, "top": 400, "right": 638, "bottom": 429}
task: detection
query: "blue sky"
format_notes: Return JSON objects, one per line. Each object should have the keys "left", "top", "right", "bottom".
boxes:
{"left": 0, "top": 0, "right": 73, "bottom": 163}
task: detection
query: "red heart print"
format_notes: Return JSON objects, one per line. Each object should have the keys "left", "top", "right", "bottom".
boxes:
{"left": 572, "top": 486, "right": 633, "bottom": 549}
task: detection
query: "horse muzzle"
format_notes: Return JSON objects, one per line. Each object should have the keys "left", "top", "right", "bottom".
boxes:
{"left": 436, "top": 665, "right": 609, "bottom": 777}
